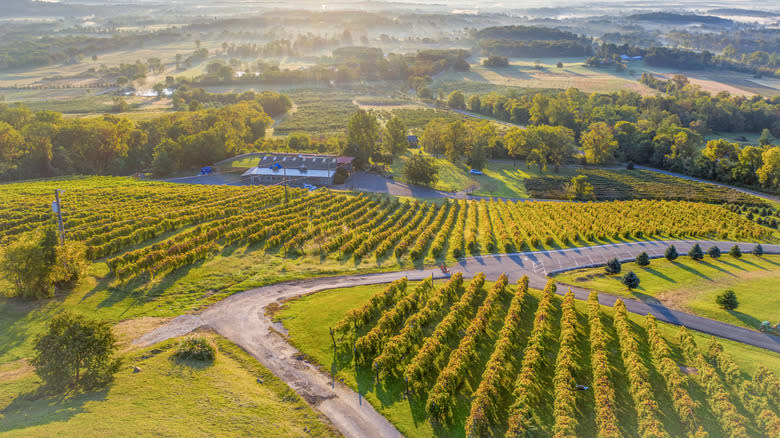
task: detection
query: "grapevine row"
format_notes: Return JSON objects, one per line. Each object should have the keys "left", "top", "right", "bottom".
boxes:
{"left": 464, "top": 276, "right": 529, "bottom": 438}
{"left": 404, "top": 273, "right": 486, "bottom": 394}
{"left": 426, "top": 274, "right": 509, "bottom": 423}
{"left": 372, "top": 273, "right": 465, "bottom": 378}
{"left": 612, "top": 300, "right": 668, "bottom": 438}
{"left": 505, "top": 279, "right": 558, "bottom": 437}
{"left": 587, "top": 292, "right": 621, "bottom": 438}
{"left": 353, "top": 279, "right": 433, "bottom": 366}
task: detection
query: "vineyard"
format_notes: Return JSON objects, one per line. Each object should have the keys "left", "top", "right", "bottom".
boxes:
{"left": 0, "top": 177, "right": 774, "bottom": 290}
{"left": 280, "top": 275, "right": 780, "bottom": 438}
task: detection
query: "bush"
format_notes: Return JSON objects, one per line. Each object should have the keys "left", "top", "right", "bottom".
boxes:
{"left": 687, "top": 243, "right": 703, "bottom": 261}
{"left": 707, "top": 246, "right": 721, "bottom": 258}
{"left": 635, "top": 252, "right": 650, "bottom": 266}
{"left": 716, "top": 290, "right": 738, "bottom": 310}
{"left": 665, "top": 245, "right": 678, "bottom": 261}
{"left": 0, "top": 227, "right": 59, "bottom": 299}
{"left": 622, "top": 271, "right": 640, "bottom": 290}
{"left": 753, "top": 244, "right": 764, "bottom": 256}
{"left": 32, "top": 312, "right": 121, "bottom": 393}
{"left": 729, "top": 244, "right": 742, "bottom": 258}
{"left": 605, "top": 257, "right": 622, "bottom": 275}
{"left": 403, "top": 152, "right": 439, "bottom": 187}
{"left": 175, "top": 335, "right": 217, "bottom": 361}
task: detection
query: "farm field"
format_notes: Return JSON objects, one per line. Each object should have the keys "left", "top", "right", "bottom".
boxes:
{"left": 277, "top": 275, "right": 780, "bottom": 437}
{"left": 0, "top": 334, "right": 336, "bottom": 437}
{"left": 1, "top": 176, "right": 775, "bottom": 363}
{"left": 433, "top": 57, "right": 780, "bottom": 97}
{"left": 388, "top": 154, "right": 769, "bottom": 204}
{"left": 555, "top": 254, "right": 780, "bottom": 330}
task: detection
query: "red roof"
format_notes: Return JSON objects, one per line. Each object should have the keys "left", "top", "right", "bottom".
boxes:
{"left": 336, "top": 156, "right": 355, "bottom": 164}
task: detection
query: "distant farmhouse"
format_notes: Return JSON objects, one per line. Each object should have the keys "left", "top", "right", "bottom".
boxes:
{"left": 241, "top": 153, "right": 354, "bottom": 187}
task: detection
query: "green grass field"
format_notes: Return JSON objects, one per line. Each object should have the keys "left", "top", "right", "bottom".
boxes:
{"left": 387, "top": 157, "right": 765, "bottom": 204}
{"left": 277, "top": 278, "right": 780, "bottom": 438}
{"left": 555, "top": 254, "right": 780, "bottom": 330}
{"left": 0, "top": 334, "right": 336, "bottom": 437}
{"left": 432, "top": 57, "right": 779, "bottom": 98}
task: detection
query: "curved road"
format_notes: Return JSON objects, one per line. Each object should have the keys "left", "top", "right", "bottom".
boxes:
{"left": 136, "top": 239, "right": 780, "bottom": 438}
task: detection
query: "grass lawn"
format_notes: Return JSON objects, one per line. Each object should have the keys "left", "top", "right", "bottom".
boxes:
{"left": 277, "top": 279, "right": 780, "bottom": 438}
{"left": 390, "top": 151, "right": 478, "bottom": 193}
{"left": 387, "top": 156, "right": 763, "bottom": 204}
{"left": 0, "top": 241, "right": 415, "bottom": 365}
{"left": 0, "top": 334, "right": 337, "bottom": 437}
{"left": 555, "top": 254, "right": 780, "bottom": 330}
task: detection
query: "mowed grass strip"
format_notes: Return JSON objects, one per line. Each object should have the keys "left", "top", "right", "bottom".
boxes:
{"left": 277, "top": 279, "right": 780, "bottom": 438}
{"left": 555, "top": 254, "right": 780, "bottom": 330}
{"left": 0, "top": 335, "right": 337, "bottom": 437}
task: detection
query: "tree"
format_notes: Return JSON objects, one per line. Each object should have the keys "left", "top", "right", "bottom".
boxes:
{"left": 715, "top": 290, "right": 738, "bottom": 311}
{"left": 0, "top": 121, "right": 25, "bottom": 178}
{"left": 0, "top": 227, "right": 58, "bottom": 299}
{"left": 729, "top": 244, "right": 742, "bottom": 258}
{"left": 468, "top": 95, "right": 481, "bottom": 113}
{"left": 447, "top": 91, "right": 466, "bottom": 110}
{"left": 753, "top": 244, "right": 764, "bottom": 256}
{"left": 581, "top": 122, "right": 618, "bottom": 164}
{"left": 757, "top": 147, "right": 780, "bottom": 191}
{"left": 383, "top": 117, "right": 408, "bottom": 157}
{"left": 605, "top": 257, "right": 621, "bottom": 275}
{"left": 32, "top": 312, "right": 121, "bottom": 393}
{"left": 707, "top": 246, "right": 721, "bottom": 259}
{"left": 504, "top": 125, "right": 575, "bottom": 172}
{"left": 344, "top": 109, "right": 380, "bottom": 169}
{"left": 420, "top": 119, "right": 447, "bottom": 158}
{"left": 688, "top": 243, "right": 703, "bottom": 261}
{"left": 622, "top": 271, "right": 640, "bottom": 290}
{"left": 563, "top": 175, "right": 595, "bottom": 200}
{"left": 758, "top": 129, "right": 774, "bottom": 147}
{"left": 404, "top": 152, "right": 438, "bottom": 187}
{"left": 665, "top": 245, "right": 678, "bottom": 261}
{"left": 444, "top": 121, "right": 468, "bottom": 162}
{"left": 635, "top": 252, "right": 650, "bottom": 266}
{"left": 287, "top": 132, "right": 310, "bottom": 151}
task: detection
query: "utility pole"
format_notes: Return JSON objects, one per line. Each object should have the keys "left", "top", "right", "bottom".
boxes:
{"left": 53, "top": 189, "right": 65, "bottom": 245}
{"left": 283, "top": 166, "right": 288, "bottom": 203}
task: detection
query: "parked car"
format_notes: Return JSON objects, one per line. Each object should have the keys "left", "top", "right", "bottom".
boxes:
{"left": 469, "top": 169, "right": 484, "bottom": 175}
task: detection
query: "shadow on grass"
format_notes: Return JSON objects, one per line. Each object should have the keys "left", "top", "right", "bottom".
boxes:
{"left": 739, "top": 258, "right": 769, "bottom": 271}
{"left": 697, "top": 260, "right": 737, "bottom": 277}
{"left": 716, "top": 258, "right": 747, "bottom": 272}
{"left": 671, "top": 261, "right": 712, "bottom": 281}
{"left": 0, "top": 386, "right": 108, "bottom": 433}
{"left": 642, "top": 267, "right": 676, "bottom": 284}
{"left": 727, "top": 309, "right": 764, "bottom": 331}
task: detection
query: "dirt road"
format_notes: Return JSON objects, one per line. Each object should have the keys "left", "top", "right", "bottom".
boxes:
{"left": 136, "top": 239, "right": 780, "bottom": 438}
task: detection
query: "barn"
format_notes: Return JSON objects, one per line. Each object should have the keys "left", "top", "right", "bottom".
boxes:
{"left": 241, "top": 153, "right": 354, "bottom": 187}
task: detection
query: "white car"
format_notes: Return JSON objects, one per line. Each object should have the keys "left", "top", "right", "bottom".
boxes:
{"left": 469, "top": 169, "right": 484, "bottom": 175}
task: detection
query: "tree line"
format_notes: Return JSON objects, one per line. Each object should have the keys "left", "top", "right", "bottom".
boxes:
{"left": 0, "top": 91, "right": 289, "bottom": 180}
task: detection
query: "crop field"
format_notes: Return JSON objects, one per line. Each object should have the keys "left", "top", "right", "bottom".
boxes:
{"left": 555, "top": 254, "right": 780, "bottom": 331}
{"left": 388, "top": 157, "right": 767, "bottom": 205}
{"left": 278, "top": 274, "right": 780, "bottom": 437}
{"left": 0, "top": 177, "right": 775, "bottom": 362}
{"left": 0, "top": 334, "right": 336, "bottom": 436}
{"left": 524, "top": 168, "right": 766, "bottom": 204}
{"left": 433, "top": 57, "right": 780, "bottom": 98}
{"left": 272, "top": 89, "right": 358, "bottom": 137}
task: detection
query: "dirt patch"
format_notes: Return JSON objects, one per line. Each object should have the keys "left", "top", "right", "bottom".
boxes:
{"left": 114, "top": 317, "right": 174, "bottom": 351}
{"left": 0, "top": 359, "right": 34, "bottom": 382}
{"left": 679, "top": 365, "right": 698, "bottom": 375}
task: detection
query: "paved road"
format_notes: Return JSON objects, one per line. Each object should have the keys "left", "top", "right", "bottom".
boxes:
{"left": 335, "top": 171, "right": 461, "bottom": 199}
{"left": 136, "top": 239, "right": 780, "bottom": 438}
